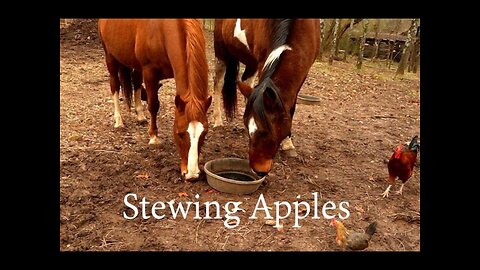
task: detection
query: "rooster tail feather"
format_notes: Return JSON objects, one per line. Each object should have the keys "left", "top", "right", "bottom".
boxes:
{"left": 409, "top": 135, "right": 419, "bottom": 152}
{"left": 365, "top": 221, "right": 377, "bottom": 236}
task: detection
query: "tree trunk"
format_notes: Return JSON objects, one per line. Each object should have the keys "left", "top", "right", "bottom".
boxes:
{"left": 344, "top": 19, "right": 355, "bottom": 61}
{"left": 408, "top": 23, "right": 420, "bottom": 72}
{"left": 329, "top": 19, "right": 339, "bottom": 65}
{"left": 413, "top": 49, "right": 420, "bottom": 73}
{"left": 357, "top": 19, "right": 368, "bottom": 69}
{"left": 396, "top": 18, "right": 419, "bottom": 76}
{"left": 372, "top": 19, "right": 380, "bottom": 62}
{"left": 334, "top": 19, "right": 343, "bottom": 56}
{"left": 318, "top": 19, "right": 325, "bottom": 60}
{"left": 387, "top": 20, "right": 402, "bottom": 69}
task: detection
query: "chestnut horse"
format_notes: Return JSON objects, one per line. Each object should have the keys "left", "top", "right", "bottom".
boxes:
{"left": 98, "top": 19, "right": 212, "bottom": 180}
{"left": 213, "top": 19, "right": 320, "bottom": 176}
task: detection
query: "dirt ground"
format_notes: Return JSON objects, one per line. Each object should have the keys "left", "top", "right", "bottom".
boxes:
{"left": 60, "top": 19, "right": 420, "bottom": 251}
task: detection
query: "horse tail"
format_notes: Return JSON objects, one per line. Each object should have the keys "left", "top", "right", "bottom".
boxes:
{"left": 183, "top": 19, "right": 209, "bottom": 121}
{"left": 222, "top": 57, "right": 239, "bottom": 120}
{"left": 118, "top": 65, "right": 133, "bottom": 109}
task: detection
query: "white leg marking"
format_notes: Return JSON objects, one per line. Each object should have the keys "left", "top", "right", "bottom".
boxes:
{"left": 280, "top": 136, "right": 295, "bottom": 151}
{"left": 213, "top": 59, "right": 226, "bottom": 127}
{"left": 113, "top": 92, "right": 124, "bottom": 128}
{"left": 248, "top": 117, "right": 258, "bottom": 137}
{"left": 134, "top": 88, "right": 146, "bottom": 122}
{"left": 263, "top": 45, "right": 292, "bottom": 71}
{"left": 382, "top": 184, "right": 392, "bottom": 198}
{"left": 149, "top": 136, "right": 160, "bottom": 145}
{"left": 234, "top": 19, "right": 250, "bottom": 50}
{"left": 185, "top": 121, "right": 204, "bottom": 180}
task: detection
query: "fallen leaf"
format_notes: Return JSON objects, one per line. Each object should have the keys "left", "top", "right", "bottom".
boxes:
{"left": 354, "top": 206, "right": 365, "bottom": 213}
{"left": 206, "top": 188, "right": 218, "bottom": 194}
{"left": 178, "top": 192, "right": 189, "bottom": 197}
{"left": 265, "top": 220, "right": 276, "bottom": 226}
{"left": 136, "top": 173, "right": 149, "bottom": 179}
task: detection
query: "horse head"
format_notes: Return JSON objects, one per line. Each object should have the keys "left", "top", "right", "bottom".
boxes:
{"left": 173, "top": 95, "right": 212, "bottom": 180}
{"left": 239, "top": 78, "right": 291, "bottom": 176}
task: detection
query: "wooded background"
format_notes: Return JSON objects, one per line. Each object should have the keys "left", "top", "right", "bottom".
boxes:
{"left": 60, "top": 18, "right": 420, "bottom": 76}
{"left": 202, "top": 18, "right": 420, "bottom": 75}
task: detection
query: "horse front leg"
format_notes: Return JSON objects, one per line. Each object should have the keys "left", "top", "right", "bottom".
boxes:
{"left": 280, "top": 104, "right": 298, "bottom": 157}
{"left": 213, "top": 58, "right": 226, "bottom": 127}
{"left": 280, "top": 136, "right": 297, "bottom": 157}
{"left": 143, "top": 69, "right": 161, "bottom": 145}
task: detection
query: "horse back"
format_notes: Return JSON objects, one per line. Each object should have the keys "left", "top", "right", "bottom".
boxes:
{"left": 98, "top": 19, "right": 182, "bottom": 78}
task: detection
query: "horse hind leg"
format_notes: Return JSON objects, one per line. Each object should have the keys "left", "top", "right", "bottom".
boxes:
{"left": 118, "top": 65, "right": 133, "bottom": 111}
{"left": 132, "top": 70, "right": 147, "bottom": 123}
{"left": 105, "top": 55, "right": 124, "bottom": 128}
{"left": 213, "top": 58, "right": 226, "bottom": 127}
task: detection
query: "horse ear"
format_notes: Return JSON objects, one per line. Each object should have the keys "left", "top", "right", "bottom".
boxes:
{"left": 237, "top": 81, "right": 253, "bottom": 98}
{"left": 175, "top": 95, "right": 186, "bottom": 112}
{"left": 205, "top": 96, "right": 212, "bottom": 110}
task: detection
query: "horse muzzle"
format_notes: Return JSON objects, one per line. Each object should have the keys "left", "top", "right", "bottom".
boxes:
{"left": 250, "top": 159, "right": 273, "bottom": 177}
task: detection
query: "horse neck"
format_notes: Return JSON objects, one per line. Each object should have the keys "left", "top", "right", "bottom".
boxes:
{"left": 266, "top": 21, "right": 319, "bottom": 113}
{"left": 268, "top": 53, "right": 311, "bottom": 113}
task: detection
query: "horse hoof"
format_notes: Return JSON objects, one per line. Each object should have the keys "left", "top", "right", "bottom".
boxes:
{"left": 114, "top": 123, "right": 125, "bottom": 129}
{"left": 281, "top": 149, "right": 298, "bottom": 157}
{"left": 213, "top": 122, "right": 223, "bottom": 128}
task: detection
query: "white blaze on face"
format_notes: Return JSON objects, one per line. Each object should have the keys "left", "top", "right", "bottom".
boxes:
{"left": 234, "top": 19, "right": 250, "bottom": 50}
{"left": 263, "top": 45, "right": 292, "bottom": 71}
{"left": 248, "top": 117, "right": 257, "bottom": 137}
{"left": 185, "top": 121, "right": 204, "bottom": 179}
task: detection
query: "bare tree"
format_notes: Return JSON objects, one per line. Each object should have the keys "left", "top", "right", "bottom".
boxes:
{"left": 322, "top": 19, "right": 363, "bottom": 57}
{"left": 318, "top": 19, "right": 325, "bottom": 60}
{"left": 408, "top": 22, "right": 420, "bottom": 73}
{"left": 396, "top": 18, "right": 419, "bottom": 76}
{"left": 372, "top": 19, "right": 381, "bottom": 62}
{"left": 344, "top": 19, "right": 355, "bottom": 61}
{"left": 357, "top": 19, "right": 368, "bottom": 69}
{"left": 329, "top": 19, "right": 339, "bottom": 65}
{"left": 387, "top": 20, "right": 402, "bottom": 69}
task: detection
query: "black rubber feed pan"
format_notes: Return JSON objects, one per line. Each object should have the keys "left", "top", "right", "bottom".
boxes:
{"left": 297, "top": 94, "right": 320, "bottom": 105}
{"left": 204, "top": 158, "right": 266, "bottom": 194}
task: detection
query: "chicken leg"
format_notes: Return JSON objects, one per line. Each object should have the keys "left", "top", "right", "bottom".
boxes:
{"left": 381, "top": 185, "right": 392, "bottom": 198}
{"left": 395, "top": 184, "right": 405, "bottom": 195}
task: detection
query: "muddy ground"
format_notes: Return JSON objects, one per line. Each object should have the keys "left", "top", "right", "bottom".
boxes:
{"left": 60, "top": 20, "right": 420, "bottom": 251}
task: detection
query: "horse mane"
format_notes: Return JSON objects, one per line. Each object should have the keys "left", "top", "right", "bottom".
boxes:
{"left": 247, "top": 19, "right": 293, "bottom": 128}
{"left": 183, "top": 19, "right": 209, "bottom": 121}
{"left": 261, "top": 19, "right": 293, "bottom": 80}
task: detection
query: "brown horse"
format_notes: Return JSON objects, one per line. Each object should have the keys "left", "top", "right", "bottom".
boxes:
{"left": 213, "top": 19, "right": 320, "bottom": 176}
{"left": 98, "top": 19, "right": 212, "bottom": 180}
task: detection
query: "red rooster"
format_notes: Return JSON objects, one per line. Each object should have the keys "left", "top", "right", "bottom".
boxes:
{"left": 382, "top": 135, "right": 419, "bottom": 198}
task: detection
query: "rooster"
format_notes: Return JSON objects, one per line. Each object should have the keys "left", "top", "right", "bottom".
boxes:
{"left": 330, "top": 218, "right": 377, "bottom": 251}
{"left": 382, "top": 135, "right": 420, "bottom": 198}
